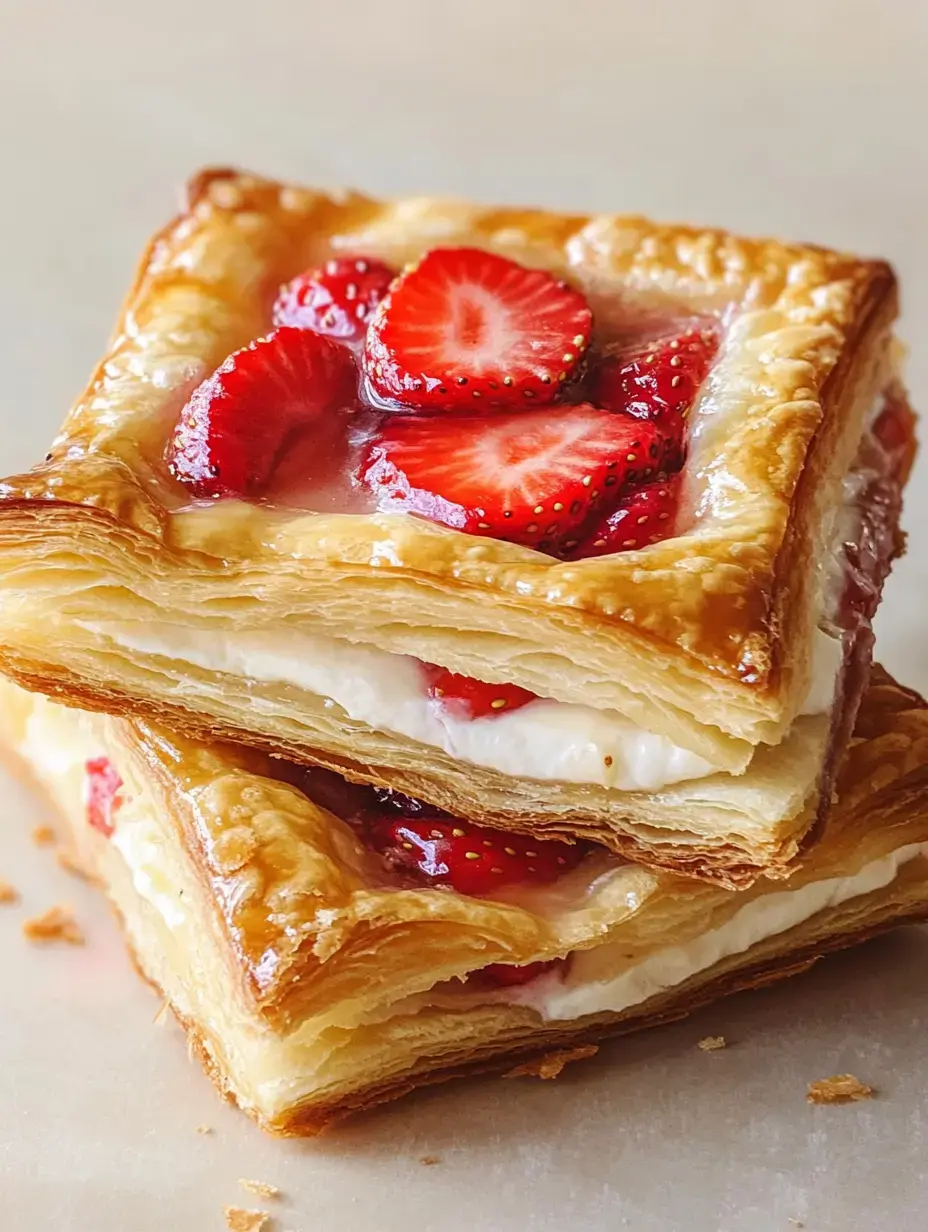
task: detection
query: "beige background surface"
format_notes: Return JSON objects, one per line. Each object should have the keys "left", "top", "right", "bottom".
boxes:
{"left": 0, "top": 1, "right": 926, "bottom": 1229}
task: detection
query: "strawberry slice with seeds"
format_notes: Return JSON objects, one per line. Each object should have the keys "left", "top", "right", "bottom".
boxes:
{"left": 567, "top": 474, "right": 681, "bottom": 559}
{"left": 363, "top": 247, "right": 592, "bottom": 409}
{"left": 423, "top": 664, "right": 536, "bottom": 719}
{"left": 274, "top": 256, "right": 395, "bottom": 343}
{"left": 169, "top": 327, "right": 357, "bottom": 499}
{"left": 85, "top": 757, "right": 123, "bottom": 838}
{"left": 590, "top": 325, "right": 719, "bottom": 470}
{"left": 358, "top": 405, "right": 661, "bottom": 552}
{"left": 365, "top": 813, "right": 584, "bottom": 897}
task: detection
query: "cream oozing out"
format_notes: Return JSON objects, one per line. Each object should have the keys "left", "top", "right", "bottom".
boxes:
{"left": 497, "top": 842, "right": 927, "bottom": 1021}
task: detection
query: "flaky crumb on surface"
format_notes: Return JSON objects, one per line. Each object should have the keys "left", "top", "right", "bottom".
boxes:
{"left": 697, "top": 1035, "right": 727, "bottom": 1051}
{"left": 196, "top": 1124, "right": 213, "bottom": 1135}
{"left": 239, "top": 1179, "right": 281, "bottom": 1200}
{"left": 0, "top": 879, "right": 19, "bottom": 905}
{"left": 152, "top": 1000, "right": 171, "bottom": 1026}
{"left": 505, "top": 1044, "right": 598, "bottom": 1080}
{"left": 223, "top": 1208, "right": 269, "bottom": 1232}
{"left": 31, "top": 825, "right": 56, "bottom": 847}
{"left": 22, "top": 905, "right": 84, "bottom": 945}
{"left": 806, "top": 1073, "right": 875, "bottom": 1104}
{"left": 56, "top": 847, "right": 91, "bottom": 880}
{"left": 420, "top": 1155, "right": 442, "bottom": 1166}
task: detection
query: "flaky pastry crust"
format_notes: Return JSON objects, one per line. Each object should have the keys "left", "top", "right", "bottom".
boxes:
{"left": 4, "top": 666, "right": 928, "bottom": 1135}
{"left": 0, "top": 168, "right": 904, "bottom": 745}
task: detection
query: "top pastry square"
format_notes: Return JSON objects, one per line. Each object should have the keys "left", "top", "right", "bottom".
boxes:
{"left": 0, "top": 169, "right": 913, "bottom": 877}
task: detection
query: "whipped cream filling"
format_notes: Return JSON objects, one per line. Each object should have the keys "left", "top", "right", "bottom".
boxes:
{"left": 83, "top": 615, "right": 843, "bottom": 794}
{"left": 110, "top": 806, "right": 188, "bottom": 930}
{"left": 500, "top": 842, "right": 927, "bottom": 1021}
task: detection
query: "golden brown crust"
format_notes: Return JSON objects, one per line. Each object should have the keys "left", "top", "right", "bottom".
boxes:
{"left": 0, "top": 168, "right": 906, "bottom": 771}
{"left": 4, "top": 666, "right": 928, "bottom": 1135}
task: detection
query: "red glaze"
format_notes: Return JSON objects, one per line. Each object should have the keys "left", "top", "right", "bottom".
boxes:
{"left": 359, "top": 405, "right": 662, "bottom": 552}
{"left": 169, "top": 327, "right": 357, "bottom": 499}
{"left": 567, "top": 473, "right": 681, "bottom": 558}
{"left": 365, "top": 813, "right": 584, "bottom": 897}
{"left": 590, "top": 325, "right": 719, "bottom": 470}
{"left": 423, "top": 664, "right": 536, "bottom": 719}
{"left": 363, "top": 247, "right": 592, "bottom": 410}
{"left": 273, "top": 257, "right": 395, "bottom": 343}
{"left": 85, "top": 757, "right": 123, "bottom": 838}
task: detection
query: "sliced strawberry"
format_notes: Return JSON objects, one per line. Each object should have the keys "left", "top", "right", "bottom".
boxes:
{"left": 359, "top": 405, "right": 661, "bottom": 552}
{"left": 423, "top": 664, "right": 536, "bottom": 719}
{"left": 567, "top": 474, "right": 681, "bottom": 559}
{"left": 478, "top": 959, "right": 564, "bottom": 988}
{"left": 589, "top": 325, "right": 719, "bottom": 470}
{"left": 363, "top": 247, "right": 592, "bottom": 410}
{"left": 365, "top": 813, "right": 584, "bottom": 897}
{"left": 169, "top": 327, "right": 357, "bottom": 499}
{"left": 85, "top": 757, "right": 123, "bottom": 838}
{"left": 273, "top": 257, "right": 395, "bottom": 343}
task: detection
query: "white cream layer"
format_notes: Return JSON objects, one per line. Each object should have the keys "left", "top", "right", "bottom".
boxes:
{"left": 83, "top": 620, "right": 718, "bottom": 791}
{"left": 81, "top": 620, "right": 844, "bottom": 793}
{"left": 508, "top": 843, "right": 926, "bottom": 1021}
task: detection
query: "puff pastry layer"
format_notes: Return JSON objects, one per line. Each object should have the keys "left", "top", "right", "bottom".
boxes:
{"left": 4, "top": 665, "right": 928, "bottom": 1135}
{"left": 0, "top": 169, "right": 914, "bottom": 881}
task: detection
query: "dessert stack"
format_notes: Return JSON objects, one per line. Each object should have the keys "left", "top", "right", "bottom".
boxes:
{"left": 0, "top": 169, "right": 925, "bottom": 1134}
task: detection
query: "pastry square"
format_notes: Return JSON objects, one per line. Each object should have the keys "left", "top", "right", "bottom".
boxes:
{"left": 3, "top": 666, "right": 928, "bottom": 1135}
{"left": 0, "top": 169, "right": 915, "bottom": 884}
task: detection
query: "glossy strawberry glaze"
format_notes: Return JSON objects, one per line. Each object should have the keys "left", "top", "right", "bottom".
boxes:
{"left": 259, "top": 312, "right": 714, "bottom": 527}
{"left": 164, "top": 248, "right": 719, "bottom": 539}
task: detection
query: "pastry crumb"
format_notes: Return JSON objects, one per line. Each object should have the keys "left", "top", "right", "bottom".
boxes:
{"left": 0, "top": 878, "right": 19, "bottom": 905}
{"left": 239, "top": 1179, "right": 281, "bottom": 1200}
{"left": 697, "top": 1035, "right": 727, "bottom": 1052}
{"left": 505, "top": 1044, "right": 598, "bottom": 1080}
{"left": 31, "top": 824, "right": 56, "bottom": 847}
{"left": 152, "top": 1000, "right": 171, "bottom": 1026}
{"left": 56, "top": 847, "right": 91, "bottom": 880}
{"left": 419, "top": 1155, "right": 442, "bottom": 1166}
{"left": 223, "top": 1208, "right": 269, "bottom": 1232}
{"left": 22, "top": 905, "right": 84, "bottom": 945}
{"left": 806, "top": 1073, "right": 874, "bottom": 1105}
{"left": 788, "top": 1220, "right": 804, "bottom": 1228}
{"left": 196, "top": 1124, "right": 213, "bottom": 1135}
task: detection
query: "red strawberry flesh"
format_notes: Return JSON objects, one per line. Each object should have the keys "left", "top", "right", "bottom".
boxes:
{"left": 590, "top": 324, "right": 719, "bottom": 470}
{"left": 423, "top": 664, "right": 536, "bottom": 719}
{"left": 365, "top": 813, "right": 584, "bottom": 897}
{"left": 364, "top": 247, "right": 592, "bottom": 410}
{"left": 169, "top": 327, "right": 357, "bottom": 499}
{"left": 567, "top": 473, "right": 681, "bottom": 559}
{"left": 359, "top": 405, "right": 662, "bottom": 552}
{"left": 478, "top": 959, "right": 564, "bottom": 987}
{"left": 85, "top": 757, "right": 123, "bottom": 838}
{"left": 274, "top": 257, "right": 395, "bottom": 343}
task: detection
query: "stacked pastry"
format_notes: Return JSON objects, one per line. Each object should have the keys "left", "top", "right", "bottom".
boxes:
{"left": 0, "top": 168, "right": 925, "bottom": 1135}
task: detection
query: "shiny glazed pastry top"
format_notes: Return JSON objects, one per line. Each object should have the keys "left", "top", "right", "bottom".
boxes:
{"left": 0, "top": 169, "right": 915, "bottom": 772}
